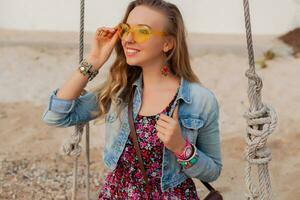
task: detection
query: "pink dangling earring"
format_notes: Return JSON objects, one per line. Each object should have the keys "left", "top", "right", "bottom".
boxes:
{"left": 161, "top": 50, "right": 170, "bottom": 76}
{"left": 161, "top": 65, "right": 170, "bottom": 76}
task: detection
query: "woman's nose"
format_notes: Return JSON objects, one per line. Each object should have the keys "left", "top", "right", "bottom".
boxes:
{"left": 123, "top": 31, "right": 135, "bottom": 43}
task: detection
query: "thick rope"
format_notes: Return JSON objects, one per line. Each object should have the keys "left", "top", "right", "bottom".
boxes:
{"left": 242, "top": 0, "right": 278, "bottom": 199}
{"left": 61, "top": 0, "right": 91, "bottom": 200}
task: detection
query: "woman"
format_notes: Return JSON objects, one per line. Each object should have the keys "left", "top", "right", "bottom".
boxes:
{"left": 42, "top": 0, "right": 222, "bottom": 199}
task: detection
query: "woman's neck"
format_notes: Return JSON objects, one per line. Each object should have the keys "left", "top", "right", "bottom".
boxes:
{"left": 141, "top": 70, "right": 180, "bottom": 91}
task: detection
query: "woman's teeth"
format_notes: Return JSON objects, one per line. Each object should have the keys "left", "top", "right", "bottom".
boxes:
{"left": 126, "top": 49, "right": 140, "bottom": 56}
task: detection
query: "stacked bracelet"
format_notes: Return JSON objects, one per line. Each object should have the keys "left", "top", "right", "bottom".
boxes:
{"left": 78, "top": 59, "right": 99, "bottom": 81}
{"left": 177, "top": 143, "right": 199, "bottom": 169}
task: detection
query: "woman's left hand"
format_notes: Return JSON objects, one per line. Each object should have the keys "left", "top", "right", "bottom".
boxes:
{"left": 156, "top": 104, "right": 186, "bottom": 154}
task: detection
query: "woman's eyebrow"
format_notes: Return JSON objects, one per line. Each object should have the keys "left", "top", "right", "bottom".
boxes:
{"left": 126, "top": 22, "right": 152, "bottom": 29}
{"left": 137, "top": 24, "right": 152, "bottom": 28}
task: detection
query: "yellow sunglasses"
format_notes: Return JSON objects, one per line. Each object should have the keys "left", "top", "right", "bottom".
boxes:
{"left": 117, "top": 22, "right": 166, "bottom": 43}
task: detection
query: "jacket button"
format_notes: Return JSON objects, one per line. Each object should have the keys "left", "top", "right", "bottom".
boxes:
{"left": 163, "top": 165, "right": 168, "bottom": 170}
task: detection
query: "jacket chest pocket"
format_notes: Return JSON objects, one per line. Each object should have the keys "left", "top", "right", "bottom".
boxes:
{"left": 179, "top": 117, "right": 204, "bottom": 143}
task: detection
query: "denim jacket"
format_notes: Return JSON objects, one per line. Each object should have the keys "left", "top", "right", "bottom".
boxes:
{"left": 41, "top": 73, "right": 222, "bottom": 192}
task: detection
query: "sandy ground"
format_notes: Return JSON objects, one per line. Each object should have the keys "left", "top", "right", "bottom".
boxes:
{"left": 0, "top": 29, "right": 299, "bottom": 199}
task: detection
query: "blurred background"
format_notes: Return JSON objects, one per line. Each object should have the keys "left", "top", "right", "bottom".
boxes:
{"left": 0, "top": 0, "right": 299, "bottom": 199}
{"left": 1, "top": 0, "right": 300, "bottom": 34}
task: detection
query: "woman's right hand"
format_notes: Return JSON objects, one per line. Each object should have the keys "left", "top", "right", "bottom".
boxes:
{"left": 87, "top": 26, "right": 119, "bottom": 69}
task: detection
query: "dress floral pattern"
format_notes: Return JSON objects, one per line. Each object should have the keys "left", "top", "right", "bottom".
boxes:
{"left": 98, "top": 87, "right": 199, "bottom": 200}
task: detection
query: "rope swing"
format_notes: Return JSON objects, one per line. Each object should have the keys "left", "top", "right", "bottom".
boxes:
{"left": 61, "top": 1, "right": 90, "bottom": 200}
{"left": 242, "top": 0, "right": 278, "bottom": 199}
{"left": 58, "top": 1, "right": 278, "bottom": 199}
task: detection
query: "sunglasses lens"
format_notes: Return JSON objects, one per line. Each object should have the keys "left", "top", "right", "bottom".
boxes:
{"left": 134, "top": 27, "right": 150, "bottom": 43}
{"left": 118, "top": 23, "right": 151, "bottom": 43}
{"left": 118, "top": 24, "right": 129, "bottom": 39}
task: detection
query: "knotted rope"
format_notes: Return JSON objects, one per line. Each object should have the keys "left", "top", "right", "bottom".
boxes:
{"left": 242, "top": 0, "right": 278, "bottom": 199}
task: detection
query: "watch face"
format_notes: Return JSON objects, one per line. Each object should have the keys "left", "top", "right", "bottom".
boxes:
{"left": 184, "top": 146, "right": 193, "bottom": 157}
{"left": 79, "top": 66, "right": 85, "bottom": 71}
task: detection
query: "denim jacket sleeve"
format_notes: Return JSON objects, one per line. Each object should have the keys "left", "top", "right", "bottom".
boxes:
{"left": 182, "top": 93, "right": 222, "bottom": 182}
{"left": 41, "top": 88, "right": 99, "bottom": 127}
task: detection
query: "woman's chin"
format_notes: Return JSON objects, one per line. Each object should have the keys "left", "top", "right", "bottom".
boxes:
{"left": 126, "top": 57, "right": 141, "bottom": 66}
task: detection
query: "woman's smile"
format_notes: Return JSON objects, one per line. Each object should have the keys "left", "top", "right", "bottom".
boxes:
{"left": 125, "top": 48, "right": 141, "bottom": 57}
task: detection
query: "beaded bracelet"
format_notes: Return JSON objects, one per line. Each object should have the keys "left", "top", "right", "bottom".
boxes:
{"left": 177, "top": 143, "right": 199, "bottom": 169}
{"left": 78, "top": 59, "right": 99, "bottom": 81}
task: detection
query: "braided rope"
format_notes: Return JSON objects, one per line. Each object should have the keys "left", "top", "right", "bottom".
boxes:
{"left": 242, "top": 0, "right": 278, "bottom": 199}
{"left": 61, "top": 0, "right": 91, "bottom": 200}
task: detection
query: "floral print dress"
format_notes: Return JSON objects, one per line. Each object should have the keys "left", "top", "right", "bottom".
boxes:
{"left": 97, "top": 87, "right": 199, "bottom": 200}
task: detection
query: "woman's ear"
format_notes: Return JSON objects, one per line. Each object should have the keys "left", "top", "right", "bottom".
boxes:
{"left": 163, "top": 36, "right": 175, "bottom": 52}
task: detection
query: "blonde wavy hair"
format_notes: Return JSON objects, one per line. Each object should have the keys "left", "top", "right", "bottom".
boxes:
{"left": 91, "top": 0, "right": 201, "bottom": 125}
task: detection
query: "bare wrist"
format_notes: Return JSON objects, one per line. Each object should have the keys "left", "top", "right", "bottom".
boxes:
{"left": 174, "top": 139, "right": 186, "bottom": 155}
{"left": 86, "top": 55, "right": 104, "bottom": 70}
